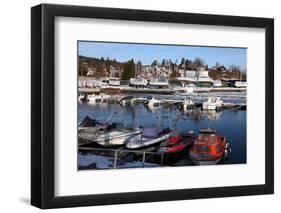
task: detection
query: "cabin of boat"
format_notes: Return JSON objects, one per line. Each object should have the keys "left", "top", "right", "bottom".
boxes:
{"left": 144, "top": 96, "right": 162, "bottom": 107}
{"left": 202, "top": 96, "right": 223, "bottom": 110}
{"left": 189, "top": 128, "right": 229, "bottom": 165}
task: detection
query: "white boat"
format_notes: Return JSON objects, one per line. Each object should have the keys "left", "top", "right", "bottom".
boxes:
{"left": 202, "top": 97, "right": 224, "bottom": 110}
{"left": 181, "top": 98, "right": 195, "bottom": 109}
{"left": 119, "top": 96, "right": 134, "bottom": 106}
{"left": 126, "top": 127, "right": 170, "bottom": 149}
{"left": 87, "top": 93, "right": 110, "bottom": 103}
{"left": 146, "top": 97, "right": 162, "bottom": 107}
{"left": 78, "top": 94, "right": 84, "bottom": 101}
{"left": 94, "top": 130, "right": 141, "bottom": 147}
{"left": 130, "top": 97, "right": 147, "bottom": 104}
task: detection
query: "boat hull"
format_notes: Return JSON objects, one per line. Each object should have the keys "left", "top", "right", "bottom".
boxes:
{"left": 190, "top": 157, "right": 222, "bottom": 165}
{"left": 189, "top": 152, "right": 224, "bottom": 165}
{"left": 94, "top": 131, "right": 141, "bottom": 147}
{"left": 126, "top": 133, "right": 170, "bottom": 149}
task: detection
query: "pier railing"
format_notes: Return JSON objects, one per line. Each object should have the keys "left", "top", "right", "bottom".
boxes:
{"left": 79, "top": 147, "right": 165, "bottom": 169}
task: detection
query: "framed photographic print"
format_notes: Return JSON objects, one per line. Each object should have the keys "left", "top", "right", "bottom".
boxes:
{"left": 31, "top": 3, "right": 274, "bottom": 209}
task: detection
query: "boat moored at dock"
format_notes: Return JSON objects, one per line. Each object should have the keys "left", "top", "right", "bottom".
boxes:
{"left": 126, "top": 126, "right": 170, "bottom": 149}
{"left": 189, "top": 128, "right": 230, "bottom": 165}
{"left": 178, "top": 98, "right": 195, "bottom": 109}
{"left": 202, "top": 96, "right": 224, "bottom": 110}
{"left": 144, "top": 97, "right": 162, "bottom": 108}
{"left": 158, "top": 131, "right": 195, "bottom": 154}
{"left": 93, "top": 129, "right": 142, "bottom": 147}
{"left": 86, "top": 93, "right": 111, "bottom": 103}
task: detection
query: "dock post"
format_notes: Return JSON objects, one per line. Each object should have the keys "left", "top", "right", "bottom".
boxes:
{"left": 160, "top": 153, "right": 164, "bottom": 166}
{"left": 113, "top": 150, "right": 118, "bottom": 169}
{"left": 142, "top": 152, "right": 146, "bottom": 168}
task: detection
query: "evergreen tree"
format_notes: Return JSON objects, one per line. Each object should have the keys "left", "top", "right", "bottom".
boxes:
{"left": 151, "top": 60, "right": 158, "bottom": 67}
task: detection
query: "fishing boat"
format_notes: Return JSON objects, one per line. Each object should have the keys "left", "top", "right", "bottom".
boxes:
{"left": 178, "top": 98, "right": 195, "bottom": 109}
{"left": 93, "top": 129, "right": 142, "bottom": 147}
{"left": 158, "top": 131, "right": 195, "bottom": 154}
{"left": 202, "top": 96, "right": 223, "bottom": 110}
{"left": 126, "top": 127, "right": 170, "bottom": 149}
{"left": 189, "top": 128, "right": 230, "bottom": 165}
{"left": 144, "top": 97, "right": 162, "bottom": 108}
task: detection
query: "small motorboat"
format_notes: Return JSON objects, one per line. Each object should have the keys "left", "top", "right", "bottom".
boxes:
{"left": 78, "top": 116, "right": 100, "bottom": 127}
{"left": 144, "top": 97, "right": 162, "bottom": 108}
{"left": 178, "top": 98, "right": 195, "bottom": 110}
{"left": 126, "top": 126, "right": 170, "bottom": 149}
{"left": 158, "top": 131, "right": 195, "bottom": 154}
{"left": 93, "top": 129, "right": 142, "bottom": 147}
{"left": 202, "top": 96, "right": 223, "bottom": 110}
{"left": 189, "top": 128, "right": 230, "bottom": 165}
{"left": 87, "top": 93, "right": 110, "bottom": 103}
{"left": 130, "top": 97, "right": 147, "bottom": 104}
{"left": 78, "top": 116, "right": 117, "bottom": 145}
{"left": 119, "top": 96, "right": 134, "bottom": 106}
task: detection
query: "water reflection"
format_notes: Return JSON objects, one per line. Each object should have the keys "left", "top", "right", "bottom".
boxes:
{"left": 78, "top": 101, "right": 246, "bottom": 164}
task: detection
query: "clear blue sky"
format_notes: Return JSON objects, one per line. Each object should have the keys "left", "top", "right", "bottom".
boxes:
{"left": 78, "top": 41, "right": 246, "bottom": 69}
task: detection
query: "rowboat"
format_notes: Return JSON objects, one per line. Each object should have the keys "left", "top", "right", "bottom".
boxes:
{"left": 126, "top": 127, "right": 170, "bottom": 149}
{"left": 158, "top": 131, "right": 195, "bottom": 154}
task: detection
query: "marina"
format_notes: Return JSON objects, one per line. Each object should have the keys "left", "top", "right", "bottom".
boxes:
{"left": 78, "top": 92, "right": 246, "bottom": 169}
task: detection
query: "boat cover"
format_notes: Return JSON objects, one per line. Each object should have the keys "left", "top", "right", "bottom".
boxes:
{"left": 79, "top": 116, "right": 97, "bottom": 127}
{"left": 142, "top": 126, "right": 159, "bottom": 138}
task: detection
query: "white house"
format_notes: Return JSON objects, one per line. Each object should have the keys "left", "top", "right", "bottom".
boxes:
{"left": 177, "top": 68, "right": 213, "bottom": 83}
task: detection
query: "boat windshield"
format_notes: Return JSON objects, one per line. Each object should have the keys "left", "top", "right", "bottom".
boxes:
{"left": 197, "top": 145, "right": 210, "bottom": 153}
{"left": 209, "top": 134, "right": 217, "bottom": 143}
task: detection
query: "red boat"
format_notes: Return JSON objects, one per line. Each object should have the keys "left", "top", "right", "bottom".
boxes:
{"left": 158, "top": 131, "right": 195, "bottom": 154}
{"left": 189, "top": 128, "right": 230, "bottom": 165}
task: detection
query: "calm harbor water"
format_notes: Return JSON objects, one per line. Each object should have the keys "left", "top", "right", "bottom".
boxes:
{"left": 78, "top": 94, "right": 246, "bottom": 166}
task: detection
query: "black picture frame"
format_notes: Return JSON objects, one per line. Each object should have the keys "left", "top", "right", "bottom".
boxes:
{"left": 31, "top": 3, "right": 274, "bottom": 209}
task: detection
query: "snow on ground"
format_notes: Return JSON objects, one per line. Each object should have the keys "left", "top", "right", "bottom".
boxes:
{"left": 78, "top": 153, "right": 161, "bottom": 169}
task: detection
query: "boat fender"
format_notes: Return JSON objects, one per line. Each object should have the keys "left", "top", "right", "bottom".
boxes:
{"left": 225, "top": 142, "right": 232, "bottom": 153}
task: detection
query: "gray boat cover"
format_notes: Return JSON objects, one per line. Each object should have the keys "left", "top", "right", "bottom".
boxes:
{"left": 142, "top": 126, "right": 159, "bottom": 138}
